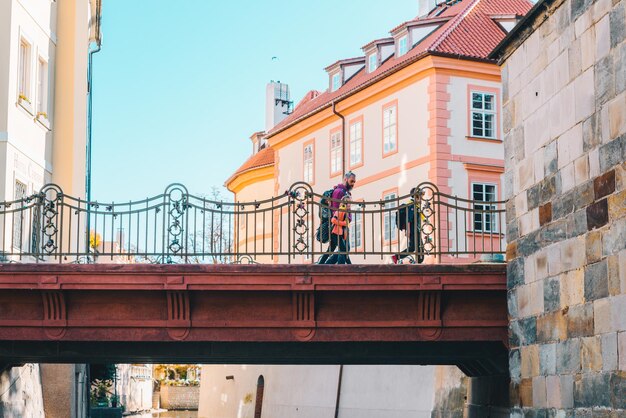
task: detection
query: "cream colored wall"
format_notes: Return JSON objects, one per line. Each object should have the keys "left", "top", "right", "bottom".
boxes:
{"left": 276, "top": 77, "right": 431, "bottom": 198}
{"left": 198, "top": 364, "right": 438, "bottom": 418}
{"left": 52, "top": 0, "right": 89, "bottom": 197}
{"left": 234, "top": 176, "right": 275, "bottom": 263}
{"left": 446, "top": 76, "right": 505, "bottom": 258}
{"left": 273, "top": 78, "right": 432, "bottom": 263}
{"left": 447, "top": 76, "right": 503, "bottom": 164}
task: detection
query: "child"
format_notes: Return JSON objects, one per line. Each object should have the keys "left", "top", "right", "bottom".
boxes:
{"left": 324, "top": 197, "right": 350, "bottom": 264}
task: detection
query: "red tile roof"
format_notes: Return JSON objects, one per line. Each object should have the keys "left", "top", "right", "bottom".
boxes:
{"left": 266, "top": 0, "right": 532, "bottom": 138}
{"left": 228, "top": 146, "right": 275, "bottom": 183}
{"left": 294, "top": 90, "right": 322, "bottom": 112}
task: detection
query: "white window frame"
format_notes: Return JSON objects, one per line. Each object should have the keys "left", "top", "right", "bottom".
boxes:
{"left": 383, "top": 105, "right": 397, "bottom": 154}
{"left": 331, "top": 73, "right": 341, "bottom": 92}
{"left": 349, "top": 120, "right": 363, "bottom": 167}
{"left": 398, "top": 36, "right": 408, "bottom": 56}
{"left": 472, "top": 182, "right": 498, "bottom": 233}
{"left": 349, "top": 211, "right": 362, "bottom": 250}
{"left": 330, "top": 131, "right": 342, "bottom": 175}
{"left": 368, "top": 53, "right": 377, "bottom": 72}
{"left": 383, "top": 193, "right": 398, "bottom": 242}
{"left": 470, "top": 91, "right": 497, "bottom": 139}
{"left": 303, "top": 143, "right": 314, "bottom": 183}
{"left": 12, "top": 180, "right": 28, "bottom": 250}
{"left": 18, "top": 37, "right": 32, "bottom": 101}
{"left": 36, "top": 57, "right": 48, "bottom": 115}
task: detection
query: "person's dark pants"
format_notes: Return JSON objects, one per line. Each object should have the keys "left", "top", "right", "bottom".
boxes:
{"left": 322, "top": 234, "right": 349, "bottom": 264}
{"left": 396, "top": 223, "right": 424, "bottom": 263}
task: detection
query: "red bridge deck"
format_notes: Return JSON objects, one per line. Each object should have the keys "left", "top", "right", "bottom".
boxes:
{"left": 0, "top": 263, "right": 508, "bottom": 376}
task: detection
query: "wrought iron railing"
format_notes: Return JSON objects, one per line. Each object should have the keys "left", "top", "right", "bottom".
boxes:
{"left": 0, "top": 182, "right": 505, "bottom": 264}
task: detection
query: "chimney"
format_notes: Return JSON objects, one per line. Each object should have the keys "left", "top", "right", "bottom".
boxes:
{"left": 265, "top": 81, "right": 291, "bottom": 131}
{"left": 418, "top": 0, "right": 446, "bottom": 17}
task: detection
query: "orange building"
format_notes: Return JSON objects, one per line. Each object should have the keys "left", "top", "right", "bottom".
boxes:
{"left": 227, "top": 0, "right": 533, "bottom": 264}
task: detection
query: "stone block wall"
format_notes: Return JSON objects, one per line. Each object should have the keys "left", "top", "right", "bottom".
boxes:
{"left": 160, "top": 385, "right": 199, "bottom": 410}
{"left": 500, "top": 0, "right": 626, "bottom": 415}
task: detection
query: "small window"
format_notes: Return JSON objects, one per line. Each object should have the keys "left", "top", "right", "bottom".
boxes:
{"left": 471, "top": 92, "right": 497, "bottom": 139}
{"left": 472, "top": 183, "right": 498, "bottom": 232}
{"left": 398, "top": 36, "right": 408, "bottom": 56}
{"left": 330, "top": 131, "right": 342, "bottom": 175}
{"left": 368, "top": 53, "right": 377, "bottom": 72}
{"left": 12, "top": 180, "right": 27, "bottom": 249}
{"left": 383, "top": 105, "right": 397, "bottom": 155}
{"left": 383, "top": 193, "right": 398, "bottom": 241}
{"left": 349, "top": 211, "right": 362, "bottom": 250}
{"left": 18, "top": 39, "right": 31, "bottom": 101}
{"left": 349, "top": 120, "right": 363, "bottom": 167}
{"left": 332, "top": 73, "right": 341, "bottom": 92}
{"left": 36, "top": 58, "right": 48, "bottom": 115}
{"left": 303, "top": 143, "right": 314, "bottom": 183}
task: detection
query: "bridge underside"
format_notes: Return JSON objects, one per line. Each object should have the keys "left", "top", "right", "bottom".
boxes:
{"left": 0, "top": 263, "right": 508, "bottom": 377}
{"left": 0, "top": 341, "right": 508, "bottom": 376}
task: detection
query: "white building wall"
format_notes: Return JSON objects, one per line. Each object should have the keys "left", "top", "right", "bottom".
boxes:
{"left": 2, "top": 0, "right": 56, "bottom": 200}
{"left": 115, "top": 364, "right": 154, "bottom": 414}
{"left": 0, "top": 364, "right": 46, "bottom": 418}
{"left": 198, "top": 365, "right": 438, "bottom": 418}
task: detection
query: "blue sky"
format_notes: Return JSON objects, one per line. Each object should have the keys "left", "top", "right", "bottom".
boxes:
{"left": 91, "top": 0, "right": 420, "bottom": 202}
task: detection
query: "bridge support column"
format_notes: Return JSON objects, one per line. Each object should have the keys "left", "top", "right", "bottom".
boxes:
{"left": 463, "top": 375, "right": 510, "bottom": 418}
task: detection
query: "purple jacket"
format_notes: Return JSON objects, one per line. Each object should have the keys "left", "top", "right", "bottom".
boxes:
{"left": 331, "top": 184, "right": 351, "bottom": 221}
{"left": 330, "top": 184, "right": 350, "bottom": 209}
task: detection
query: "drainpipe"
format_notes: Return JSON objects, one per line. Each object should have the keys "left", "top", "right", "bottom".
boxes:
{"left": 334, "top": 364, "right": 343, "bottom": 418}
{"left": 85, "top": 42, "right": 101, "bottom": 254}
{"left": 332, "top": 101, "right": 347, "bottom": 175}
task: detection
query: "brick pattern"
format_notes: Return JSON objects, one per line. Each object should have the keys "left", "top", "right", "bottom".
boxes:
{"left": 159, "top": 385, "right": 199, "bottom": 411}
{"left": 501, "top": 0, "right": 626, "bottom": 415}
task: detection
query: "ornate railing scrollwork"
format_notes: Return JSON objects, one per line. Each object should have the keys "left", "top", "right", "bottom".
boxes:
{"left": 289, "top": 182, "right": 312, "bottom": 257}
{"left": 164, "top": 184, "right": 189, "bottom": 259}
{"left": 416, "top": 182, "right": 438, "bottom": 256}
{"left": 0, "top": 180, "right": 505, "bottom": 263}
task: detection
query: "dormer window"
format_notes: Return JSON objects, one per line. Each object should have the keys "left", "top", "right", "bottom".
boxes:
{"left": 410, "top": 24, "right": 440, "bottom": 47}
{"left": 331, "top": 73, "right": 341, "bottom": 92}
{"left": 368, "top": 53, "right": 377, "bottom": 73}
{"left": 493, "top": 16, "right": 521, "bottom": 33}
{"left": 398, "top": 36, "right": 408, "bottom": 56}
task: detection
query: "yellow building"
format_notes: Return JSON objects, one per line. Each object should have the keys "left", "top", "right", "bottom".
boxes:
{"left": 0, "top": 1, "right": 102, "bottom": 417}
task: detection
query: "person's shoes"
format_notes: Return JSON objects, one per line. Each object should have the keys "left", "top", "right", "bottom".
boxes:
{"left": 391, "top": 255, "right": 398, "bottom": 264}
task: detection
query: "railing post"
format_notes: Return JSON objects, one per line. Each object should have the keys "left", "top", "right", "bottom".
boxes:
{"left": 289, "top": 183, "right": 313, "bottom": 264}
{"left": 163, "top": 184, "right": 189, "bottom": 263}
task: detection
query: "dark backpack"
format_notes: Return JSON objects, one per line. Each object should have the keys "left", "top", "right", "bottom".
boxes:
{"left": 319, "top": 188, "right": 335, "bottom": 221}
{"left": 395, "top": 202, "right": 416, "bottom": 231}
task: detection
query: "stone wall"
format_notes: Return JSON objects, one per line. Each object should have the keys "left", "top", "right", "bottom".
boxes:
{"left": 430, "top": 366, "right": 468, "bottom": 418}
{"left": 0, "top": 364, "right": 45, "bottom": 418}
{"left": 500, "top": 0, "right": 626, "bottom": 415}
{"left": 160, "top": 385, "right": 199, "bottom": 410}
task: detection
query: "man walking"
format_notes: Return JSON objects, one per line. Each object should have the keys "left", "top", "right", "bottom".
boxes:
{"left": 318, "top": 172, "right": 356, "bottom": 264}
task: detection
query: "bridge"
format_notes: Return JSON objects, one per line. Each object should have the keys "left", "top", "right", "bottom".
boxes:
{"left": 0, "top": 183, "right": 509, "bottom": 376}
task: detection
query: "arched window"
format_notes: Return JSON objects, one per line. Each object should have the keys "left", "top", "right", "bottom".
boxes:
{"left": 254, "top": 375, "right": 265, "bottom": 418}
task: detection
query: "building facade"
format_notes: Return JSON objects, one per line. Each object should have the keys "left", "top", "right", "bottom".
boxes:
{"left": 492, "top": 0, "right": 626, "bottom": 415}
{"left": 115, "top": 364, "right": 154, "bottom": 414}
{"left": 217, "top": 2, "right": 534, "bottom": 418}
{"left": 198, "top": 364, "right": 449, "bottom": 418}
{"left": 0, "top": 1, "right": 101, "bottom": 417}
{"left": 227, "top": 0, "right": 533, "bottom": 265}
